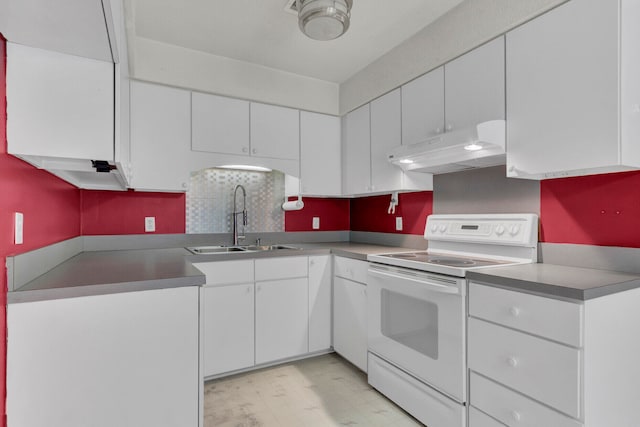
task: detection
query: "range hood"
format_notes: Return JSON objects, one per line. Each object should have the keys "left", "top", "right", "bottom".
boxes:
{"left": 388, "top": 120, "right": 506, "bottom": 174}
{"left": 16, "top": 155, "right": 129, "bottom": 191}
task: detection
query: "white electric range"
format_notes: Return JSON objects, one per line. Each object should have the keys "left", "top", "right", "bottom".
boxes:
{"left": 366, "top": 213, "right": 539, "bottom": 427}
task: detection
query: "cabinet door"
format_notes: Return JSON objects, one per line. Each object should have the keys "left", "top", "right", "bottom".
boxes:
{"left": 506, "top": 0, "right": 619, "bottom": 178}
{"left": 192, "top": 92, "right": 250, "bottom": 156}
{"left": 130, "top": 81, "right": 192, "bottom": 192}
{"left": 370, "top": 89, "right": 403, "bottom": 193}
{"left": 445, "top": 36, "right": 505, "bottom": 131}
{"left": 308, "top": 255, "right": 332, "bottom": 352}
{"left": 333, "top": 277, "right": 367, "bottom": 372}
{"left": 342, "top": 104, "right": 371, "bottom": 195}
{"left": 202, "top": 284, "right": 255, "bottom": 377}
{"left": 255, "top": 278, "right": 309, "bottom": 364}
{"left": 300, "top": 111, "right": 342, "bottom": 196}
{"left": 7, "top": 43, "right": 114, "bottom": 161}
{"left": 250, "top": 103, "right": 299, "bottom": 160}
{"left": 401, "top": 67, "right": 444, "bottom": 145}
{"left": 7, "top": 287, "right": 199, "bottom": 427}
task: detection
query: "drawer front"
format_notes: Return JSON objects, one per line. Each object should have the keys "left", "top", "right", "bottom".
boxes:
{"left": 255, "top": 256, "right": 308, "bottom": 281}
{"left": 469, "top": 282, "right": 583, "bottom": 347}
{"left": 469, "top": 407, "right": 506, "bottom": 427}
{"left": 368, "top": 353, "right": 465, "bottom": 427}
{"left": 334, "top": 256, "right": 369, "bottom": 283}
{"left": 470, "top": 372, "right": 582, "bottom": 427}
{"left": 468, "top": 318, "right": 581, "bottom": 418}
{"left": 193, "top": 260, "right": 254, "bottom": 285}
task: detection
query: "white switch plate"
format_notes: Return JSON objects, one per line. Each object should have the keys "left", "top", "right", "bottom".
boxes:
{"left": 396, "top": 217, "right": 403, "bottom": 231}
{"left": 145, "top": 217, "right": 156, "bottom": 232}
{"left": 312, "top": 217, "right": 320, "bottom": 230}
{"left": 14, "top": 212, "right": 24, "bottom": 244}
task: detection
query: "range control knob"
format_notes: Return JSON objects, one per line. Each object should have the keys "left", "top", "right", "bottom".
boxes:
{"left": 495, "top": 225, "right": 505, "bottom": 236}
{"left": 509, "top": 224, "right": 521, "bottom": 236}
{"left": 431, "top": 224, "right": 439, "bottom": 233}
{"left": 438, "top": 224, "right": 447, "bottom": 232}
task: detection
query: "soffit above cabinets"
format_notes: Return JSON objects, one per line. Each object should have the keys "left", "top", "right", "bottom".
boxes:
{"left": 127, "top": 0, "right": 464, "bottom": 83}
{"left": 0, "top": 0, "right": 115, "bottom": 62}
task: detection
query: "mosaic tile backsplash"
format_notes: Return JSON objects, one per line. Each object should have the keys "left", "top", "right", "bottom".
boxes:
{"left": 187, "top": 168, "right": 285, "bottom": 234}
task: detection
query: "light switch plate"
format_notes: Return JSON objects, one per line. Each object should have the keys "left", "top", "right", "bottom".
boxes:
{"left": 145, "top": 217, "right": 156, "bottom": 232}
{"left": 14, "top": 212, "right": 24, "bottom": 244}
{"left": 396, "top": 217, "right": 403, "bottom": 231}
{"left": 312, "top": 217, "right": 320, "bottom": 230}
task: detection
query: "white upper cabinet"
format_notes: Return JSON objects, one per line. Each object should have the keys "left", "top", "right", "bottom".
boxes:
{"left": 342, "top": 104, "right": 372, "bottom": 195}
{"left": 445, "top": 36, "right": 505, "bottom": 131}
{"left": 191, "top": 92, "right": 250, "bottom": 156}
{"left": 7, "top": 43, "right": 114, "bottom": 161}
{"left": 130, "top": 81, "right": 192, "bottom": 192}
{"left": 342, "top": 93, "right": 433, "bottom": 196}
{"left": 506, "top": 0, "right": 640, "bottom": 179}
{"left": 400, "top": 37, "right": 505, "bottom": 146}
{"left": 300, "top": 112, "right": 342, "bottom": 196}
{"left": 370, "top": 89, "right": 404, "bottom": 193}
{"left": 401, "top": 67, "right": 445, "bottom": 145}
{"left": 0, "top": 0, "right": 113, "bottom": 62}
{"left": 250, "top": 103, "right": 300, "bottom": 160}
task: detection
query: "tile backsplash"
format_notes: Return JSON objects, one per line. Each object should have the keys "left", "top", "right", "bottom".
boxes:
{"left": 186, "top": 168, "right": 285, "bottom": 234}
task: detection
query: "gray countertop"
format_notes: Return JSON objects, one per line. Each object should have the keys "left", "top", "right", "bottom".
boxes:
{"left": 467, "top": 263, "right": 640, "bottom": 301}
{"left": 8, "top": 242, "right": 407, "bottom": 304}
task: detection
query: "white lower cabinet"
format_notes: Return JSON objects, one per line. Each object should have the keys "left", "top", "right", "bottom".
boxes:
{"left": 256, "top": 277, "right": 309, "bottom": 364}
{"left": 308, "top": 255, "right": 332, "bottom": 352}
{"left": 333, "top": 258, "right": 368, "bottom": 372}
{"left": 202, "top": 284, "right": 255, "bottom": 377}
{"left": 469, "top": 281, "right": 640, "bottom": 427}
{"left": 198, "top": 255, "right": 331, "bottom": 378}
{"left": 7, "top": 287, "right": 200, "bottom": 427}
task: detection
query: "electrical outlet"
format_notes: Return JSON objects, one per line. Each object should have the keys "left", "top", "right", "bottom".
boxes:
{"left": 145, "top": 217, "right": 156, "bottom": 233}
{"left": 312, "top": 217, "right": 320, "bottom": 230}
{"left": 396, "top": 217, "right": 403, "bottom": 231}
{"left": 14, "top": 212, "right": 24, "bottom": 244}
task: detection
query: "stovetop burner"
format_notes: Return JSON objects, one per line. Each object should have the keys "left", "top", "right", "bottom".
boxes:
{"left": 381, "top": 251, "right": 510, "bottom": 269}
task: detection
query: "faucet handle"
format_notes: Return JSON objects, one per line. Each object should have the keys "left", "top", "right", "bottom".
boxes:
{"left": 256, "top": 238, "right": 262, "bottom": 246}
{"left": 243, "top": 210, "right": 248, "bottom": 226}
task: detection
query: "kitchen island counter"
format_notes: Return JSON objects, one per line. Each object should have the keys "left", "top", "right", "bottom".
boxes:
{"left": 467, "top": 262, "right": 640, "bottom": 301}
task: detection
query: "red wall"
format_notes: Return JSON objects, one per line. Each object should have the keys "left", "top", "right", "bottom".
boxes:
{"left": 81, "top": 190, "right": 185, "bottom": 235}
{"left": 284, "top": 197, "right": 350, "bottom": 232}
{"left": 351, "top": 191, "right": 433, "bottom": 235}
{"left": 540, "top": 170, "right": 640, "bottom": 248}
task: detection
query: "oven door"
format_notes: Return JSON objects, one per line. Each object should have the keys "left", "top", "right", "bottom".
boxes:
{"left": 367, "top": 264, "right": 466, "bottom": 403}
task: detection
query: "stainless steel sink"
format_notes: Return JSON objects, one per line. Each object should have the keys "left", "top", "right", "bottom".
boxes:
{"left": 186, "top": 244, "right": 301, "bottom": 255}
{"left": 185, "top": 246, "right": 248, "bottom": 254}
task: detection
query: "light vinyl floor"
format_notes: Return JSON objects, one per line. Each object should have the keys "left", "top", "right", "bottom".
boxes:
{"left": 204, "top": 353, "right": 424, "bottom": 427}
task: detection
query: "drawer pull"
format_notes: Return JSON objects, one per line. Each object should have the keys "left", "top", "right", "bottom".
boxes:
{"left": 511, "top": 410, "right": 521, "bottom": 421}
{"left": 510, "top": 306, "right": 521, "bottom": 317}
{"left": 507, "top": 357, "right": 519, "bottom": 367}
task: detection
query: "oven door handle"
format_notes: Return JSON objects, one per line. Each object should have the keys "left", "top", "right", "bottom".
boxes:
{"left": 368, "top": 268, "right": 461, "bottom": 295}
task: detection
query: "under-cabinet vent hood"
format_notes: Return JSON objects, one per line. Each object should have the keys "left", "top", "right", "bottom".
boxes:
{"left": 17, "top": 155, "right": 129, "bottom": 191}
{"left": 388, "top": 120, "right": 506, "bottom": 174}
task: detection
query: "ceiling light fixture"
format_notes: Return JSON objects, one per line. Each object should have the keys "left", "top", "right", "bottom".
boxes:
{"left": 297, "top": 0, "right": 353, "bottom": 41}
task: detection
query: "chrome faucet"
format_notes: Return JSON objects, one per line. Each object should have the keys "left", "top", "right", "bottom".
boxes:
{"left": 232, "top": 185, "right": 248, "bottom": 246}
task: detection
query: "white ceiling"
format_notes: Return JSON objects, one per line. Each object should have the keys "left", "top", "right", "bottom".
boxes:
{"left": 128, "top": 0, "right": 464, "bottom": 83}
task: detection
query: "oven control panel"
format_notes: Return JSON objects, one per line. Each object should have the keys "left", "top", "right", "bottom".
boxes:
{"left": 425, "top": 214, "right": 538, "bottom": 246}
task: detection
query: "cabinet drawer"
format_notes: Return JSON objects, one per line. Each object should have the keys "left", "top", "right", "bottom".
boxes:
{"left": 469, "top": 283, "right": 583, "bottom": 347}
{"left": 193, "top": 260, "right": 254, "bottom": 285}
{"left": 255, "top": 256, "right": 308, "bottom": 281}
{"left": 334, "top": 257, "right": 369, "bottom": 284}
{"left": 469, "top": 407, "right": 505, "bottom": 427}
{"left": 468, "top": 318, "right": 581, "bottom": 418}
{"left": 470, "top": 372, "right": 582, "bottom": 427}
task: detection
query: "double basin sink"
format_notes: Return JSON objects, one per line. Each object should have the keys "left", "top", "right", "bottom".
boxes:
{"left": 186, "top": 244, "right": 301, "bottom": 255}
